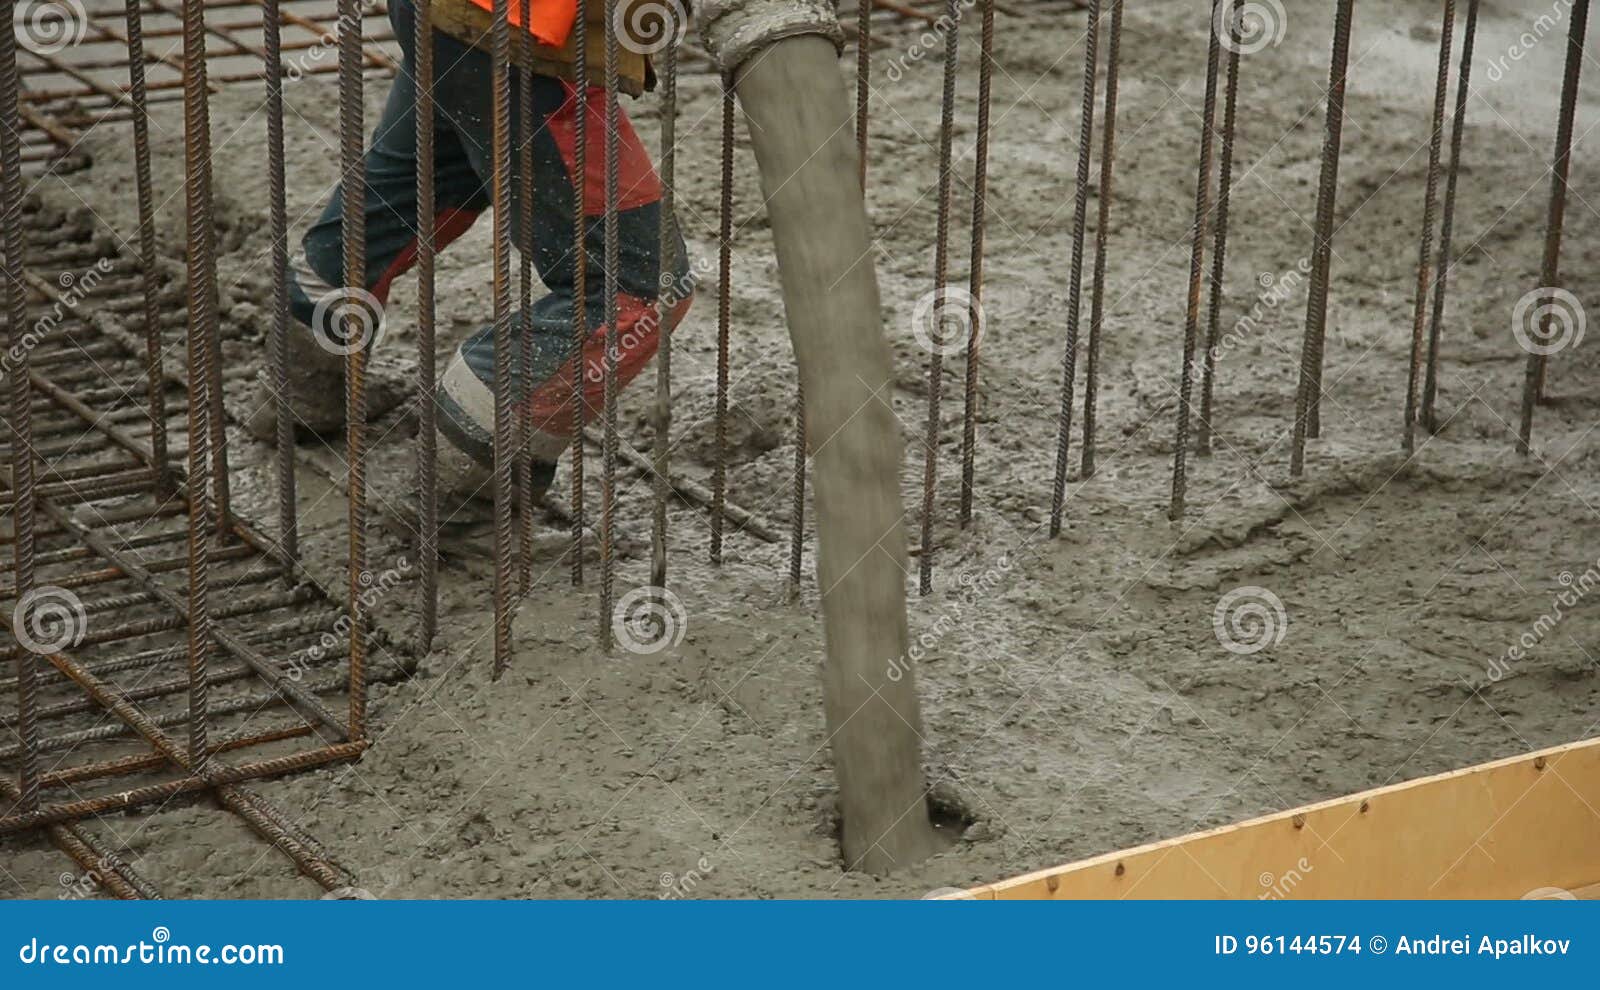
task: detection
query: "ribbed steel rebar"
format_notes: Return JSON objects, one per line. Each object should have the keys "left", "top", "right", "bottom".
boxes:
{"left": 1517, "top": 0, "right": 1588, "bottom": 455}
{"left": 1403, "top": 0, "right": 1456, "bottom": 454}
{"left": 415, "top": 0, "right": 439, "bottom": 647}
{"left": 517, "top": 0, "right": 535, "bottom": 595}
{"left": 490, "top": 0, "right": 514, "bottom": 676}
{"left": 1169, "top": 0, "right": 1224, "bottom": 520}
{"left": 1195, "top": 0, "right": 1240, "bottom": 459}
{"left": 958, "top": 0, "right": 996, "bottom": 526}
{"left": 265, "top": 0, "right": 296, "bottom": 571}
{"left": 1291, "top": 0, "right": 1354, "bottom": 476}
{"left": 1422, "top": 0, "right": 1481, "bottom": 435}
{"left": 1048, "top": 0, "right": 1099, "bottom": 537}
{"left": 600, "top": 0, "right": 621, "bottom": 649}
{"left": 918, "top": 0, "right": 961, "bottom": 594}
{"left": 855, "top": 0, "right": 871, "bottom": 188}
{"left": 1079, "top": 0, "right": 1123, "bottom": 480}
{"left": 652, "top": 28, "right": 679, "bottom": 592}
{"left": 123, "top": 0, "right": 169, "bottom": 491}
{"left": 569, "top": 9, "right": 588, "bottom": 587}
{"left": 711, "top": 76, "right": 733, "bottom": 566}
{"left": 338, "top": 0, "right": 371, "bottom": 727}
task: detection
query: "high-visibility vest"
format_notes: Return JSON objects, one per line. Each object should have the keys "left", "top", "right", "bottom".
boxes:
{"left": 461, "top": 0, "right": 578, "bottom": 47}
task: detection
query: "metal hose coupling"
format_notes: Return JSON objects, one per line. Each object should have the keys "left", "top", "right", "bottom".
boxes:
{"left": 695, "top": 0, "right": 845, "bottom": 75}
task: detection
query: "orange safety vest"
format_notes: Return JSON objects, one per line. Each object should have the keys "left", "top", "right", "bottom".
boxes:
{"left": 462, "top": 0, "right": 578, "bottom": 48}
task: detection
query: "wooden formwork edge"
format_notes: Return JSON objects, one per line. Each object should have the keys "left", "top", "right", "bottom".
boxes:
{"left": 969, "top": 736, "right": 1600, "bottom": 900}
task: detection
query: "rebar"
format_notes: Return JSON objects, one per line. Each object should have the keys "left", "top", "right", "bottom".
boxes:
{"left": 918, "top": 0, "right": 961, "bottom": 594}
{"left": 600, "top": 0, "right": 622, "bottom": 649}
{"left": 1517, "top": 0, "right": 1588, "bottom": 455}
{"left": 1422, "top": 0, "right": 1481, "bottom": 435}
{"left": 1403, "top": 0, "right": 1456, "bottom": 454}
{"left": 490, "top": 0, "right": 514, "bottom": 676}
{"left": 180, "top": 0, "right": 220, "bottom": 766}
{"left": 1079, "top": 0, "right": 1123, "bottom": 480}
{"left": 1195, "top": 0, "right": 1240, "bottom": 459}
{"left": 338, "top": 0, "right": 371, "bottom": 729}
{"left": 265, "top": 0, "right": 297, "bottom": 571}
{"left": 1048, "top": 0, "right": 1099, "bottom": 538}
{"left": 788, "top": 382, "right": 805, "bottom": 599}
{"left": 1169, "top": 0, "right": 1224, "bottom": 520}
{"left": 958, "top": 0, "right": 996, "bottom": 526}
{"left": 415, "top": 0, "right": 439, "bottom": 647}
{"left": 1, "top": 0, "right": 39, "bottom": 810}
{"left": 569, "top": 11, "right": 589, "bottom": 590}
{"left": 653, "top": 29, "right": 680, "bottom": 593}
{"left": 711, "top": 76, "right": 733, "bottom": 566}
{"left": 124, "top": 0, "right": 169, "bottom": 492}
{"left": 1291, "top": 0, "right": 1354, "bottom": 477}
{"left": 855, "top": 0, "right": 872, "bottom": 189}
{"left": 517, "top": 0, "right": 535, "bottom": 595}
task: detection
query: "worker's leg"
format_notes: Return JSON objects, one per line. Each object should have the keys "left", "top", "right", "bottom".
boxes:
{"left": 248, "top": 0, "right": 489, "bottom": 438}
{"left": 427, "top": 62, "right": 694, "bottom": 493}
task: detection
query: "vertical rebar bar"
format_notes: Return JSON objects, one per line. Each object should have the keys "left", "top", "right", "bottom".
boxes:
{"left": 1195, "top": 0, "right": 1241, "bottom": 459}
{"left": 1169, "top": 0, "right": 1224, "bottom": 520}
{"left": 855, "top": 0, "right": 871, "bottom": 189}
{"left": 180, "top": 0, "right": 218, "bottom": 763}
{"left": 517, "top": 0, "right": 535, "bottom": 595}
{"left": 1291, "top": 0, "right": 1354, "bottom": 477}
{"left": 415, "top": 0, "right": 439, "bottom": 648}
{"left": 1403, "top": 0, "right": 1456, "bottom": 454}
{"left": 490, "top": 0, "right": 514, "bottom": 675}
{"left": 1422, "top": 0, "right": 1480, "bottom": 435}
{"left": 569, "top": 11, "right": 588, "bottom": 587}
{"left": 711, "top": 76, "right": 733, "bottom": 566}
{"left": 958, "top": 0, "right": 995, "bottom": 527}
{"left": 124, "top": 0, "right": 169, "bottom": 490}
{"left": 787, "top": 382, "right": 805, "bottom": 599}
{"left": 652, "top": 25, "right": 679, "bottom": 593}
{"left": 917, "top": 0, "right": 960, "bottom": 594}
{"left": 0, "top": 0, "right": 38, "bottom": 809}
{"left": 1518, "top": 0, "right": 1587, "bottom": 455}
{"left": 338, "top": 0, "right": 370, "bottom": 728}
{"left": 1048, "top": 0, "right": 1099, "bottom": 538}
{"left": 600, "top": 0, "right": 622, "bottom": 650}
{"left": 1079, "top": 0, "right": 1123, "bottom": 480}
{"left": 265, "top": 0, "right": 295, "bottom": 567}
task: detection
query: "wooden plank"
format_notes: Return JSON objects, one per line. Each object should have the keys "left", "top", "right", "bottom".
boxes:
{"left": 972, "top": 737, "right": 1600, "bottom": 900}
